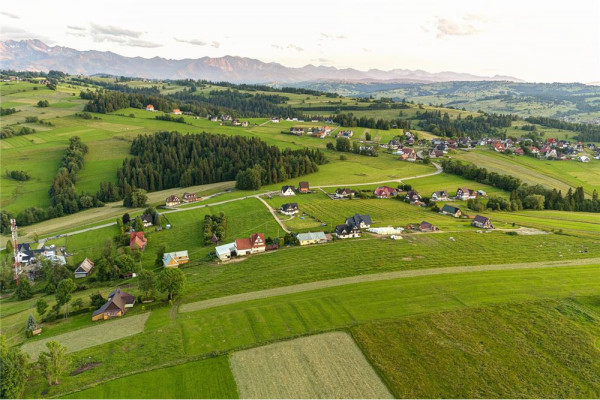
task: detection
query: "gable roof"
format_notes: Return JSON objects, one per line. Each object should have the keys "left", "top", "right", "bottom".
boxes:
{"left": 335, "top": 224, "right": 359, "bottom": 235}
{"left": 473, "top": 215, "right": 490, "bottom": 224}
{"left": 281, "top": 185, "right": 295, "bottom": 193}
{"left": 166, "top": 194, "right": 180, "bottom": 202}
{"left": 235, "top": 233, "right": 266, "bottom": 250}
{"left": 281, "top": 203, "right": 299, "bottom": 211}
{"left": 346, "top": 214, "right": 372, "bottom": 228}
{"left": 92, "top": 289, "right": 135, "bottom": 317}
{"left": 335, "top": 188, "right": 355, "bottom": 195}
{"left": 130, "top": 231, "right": 147, "bottom": 250}
{"left": 297, "top": 232, "right": 327, "bottom": 242}
{"left": 141, "top": 214, "right": 153, "bottom": 224}
{"left": 441, "top": 204, "right": 460, "bottom": 214}
{"left": 298, "top": 181, "right": 309, "bottom": 189}
{"left": 75, "top": 258, "right": 94, "bottom": 274}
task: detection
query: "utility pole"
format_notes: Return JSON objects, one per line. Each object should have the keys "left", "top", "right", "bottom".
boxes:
{"left": 10, "top": 218, "right": 20, "bottom": 284}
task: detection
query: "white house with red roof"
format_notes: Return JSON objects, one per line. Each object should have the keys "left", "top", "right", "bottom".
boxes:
{"left": 146, "top": 104, "right": 155, "bottom": 111}
{"left": 373, "top": 186, "right": 398, "bottom": 198}
{"left": 234, "top": 233, "right": 266, "bottom": 256}
{"left": 172, "top": 108, "right": 182, "bottom": 115}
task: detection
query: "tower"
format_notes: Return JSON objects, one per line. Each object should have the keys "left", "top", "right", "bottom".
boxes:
{"left": 10, "top": 218, "right": 20, "bottom": 284}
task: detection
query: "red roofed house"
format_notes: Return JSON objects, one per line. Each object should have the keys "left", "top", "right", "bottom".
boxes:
{"left": 494, "top": 142, "right": 506, "bottom": 152}
{"left": 234, "top": 233, "right": 266, "bottom": 256}
{"left": 146, "top": 104, "right": 155, "bottom": 111}
{"left": 130, "top": 232, "right": 148, "bottom": 251}
{"left": 172, "top": 108, "right": 182, "bottom": 115}
{"left": 298, "top": 181, "right": 310, "bottom": 193}
{"left": 374, "top": 186, "right": 398, "bottom": 198}
{"left": 399, "top": 148, "right": 416, "bottom": 162}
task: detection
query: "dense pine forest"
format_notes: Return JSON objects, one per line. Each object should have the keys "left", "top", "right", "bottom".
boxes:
{"left": 116, "top": 131, "right": 327, "bottom": 194}
{"left": 525, "top": 116, "right": 600, "bottom": 142}
{"left": 416, "top": 110, "right": 517, "bottom": 138}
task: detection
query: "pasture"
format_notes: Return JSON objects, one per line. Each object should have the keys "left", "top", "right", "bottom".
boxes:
{"left": 230, "top": 332, "right": 392, "bottom": 399}
{"left": 353, "top": 299, "right": 600, "bottom": 398}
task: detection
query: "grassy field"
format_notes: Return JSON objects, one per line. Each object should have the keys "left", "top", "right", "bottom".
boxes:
{"left": 27, "top": 263, "right": 600, "bottom": 398}
{"left": 63, "top": 356, "right": 239, "bottom": 399}
{"left": 230, "top": 332, "right": 392, "bottom": 399}
{"left": 352, "top": 299, "right": 600, "bottom": 398}
{"left": 21, "top": 313, "right": 150, "bottom": 361}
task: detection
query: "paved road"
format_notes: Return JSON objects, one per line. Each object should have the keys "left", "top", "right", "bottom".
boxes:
{"left": 179, "top": 257, "right": 600, "bottom": 313}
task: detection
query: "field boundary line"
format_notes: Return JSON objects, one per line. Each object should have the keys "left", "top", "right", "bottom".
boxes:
{"left": 179, "top": 257, "right": 600, "bottom": 313}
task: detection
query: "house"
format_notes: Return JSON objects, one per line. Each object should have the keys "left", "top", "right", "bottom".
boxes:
{"left": 298, "top": 181, "right": 310, "bottom": 193}
{"left": 92, "top": 289, "right": 136, "bottom": 321}
{"left": 529, "top": 146, "right": 540, "bottom": 155}
{"left": 172, "top": 108, "right": 182, "bottom": 115}
{"left": 290, "top": 126, "right": 305, "bottom": 135}
{"left": 374, "top": 186, "right": 398, "bottom": 198}
{"left": 477, "top": 190, "right": 487, "bottom": 197}
{"left": 166, "top": 195, "right": 180, "bottom": 207}
{"left": 338, "top": 130, "right": 353, "bottom": 138}
{"left": 162, "top": 251, "right": 189, "bottom": 267}
{"left": 74, "top": 258, "right": 94, "bottom": 278}
{"left": 271, "top": 117, "right": 280, "bottom": 123}
{"left": 241, "top": 121, "right": 249, "bottom": 127}
{"left": 146, "top": 104, "right": 155, "bottom": 111}
{"left": 345, "top": 213, "right": 372, "bottom": 229}
{"left": 232, "top": 119, "right": 242, "bottom": 126}
{"left": 235, "top": 233, "right": 266, "bottom": 256}
{"left": 334, "top": 188, "right": 356, "bottom": 198}
{"left": 222, "top": 115, "right": 232, "bottom": 121}
{"left": 182, "top": 192, "right": 197, "bottom": 203}
{"left": 578, "top": 156, "right": 590, "bottom": 163}
{"left": 280, "top": 203, "right": 299, "bottom": 216}
{"left": 387, "top": 139, "right": 402, "bottom": 149}
{"left": 335, "top": 224, "right": 361, "bottom": 239}
{"left": 494, "top": 142, "right": 506, "bottom": 152}
{"left": 455, "top": 187, "right": 478, "bottom": 201}
{"left": 281, "top": 185, "right": 296, "bottom": 196}
{"left": 514, "top": 148, "right": 525, "bottom": 156}
{"left": 210, "top": 116, "right": 219, "bottom": 122}
{"left": 440, "top": 204, "right": 462, "bottom": 218}
{"left": 141, "top": 214, "right": 153, "bottom": 227}
{"left": 431, "top": 190, "right": 449, "bottom": 201}
{"left": 399, "top": 148, "right": 416, "bottom": 162}
{"left": 297, "top": 231, "right": 328, "bottom": 246}
{"left": 419, "top": 221, "right": 439, "bottom": 232}
{"left": 472, "top": 215, "right": 494, "bottom": 229}
{"left": 130, "top": 232, "right": 148, "bottom": 251}
{"left": 215, "top": 242, "right": 236, "bottom": 261}
{"left": 428, "top": 149, "right": 445, "bottom": 158}
{"left": 405, "top": 191, "right": 421, "bottom": 203}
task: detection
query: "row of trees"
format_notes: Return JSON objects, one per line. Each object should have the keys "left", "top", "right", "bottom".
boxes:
{"left": 415, "top": 110, "right": 517, "bottom": 138}
{"left": 329, "top": 112, "right": 411, "bottom": 130}
{"left": 525, "top": 116, "right": 600, "bottom": 142}
{"left": 203, "top": 213, "right": 227, "bottom": 245}
{"left": 1, "top": 125, "right": 36, "bottom": 139}
{"left": 442, "top": 159, "right": 600, "bottom": 212}
{"left": 5, "top": 170, "right": 31, "bottom": 181}
{"left": 117, "top": 131, "right": 327, "bottom": 193}
{"left": 331, "top": 137, "right": 379, "bottom": 157}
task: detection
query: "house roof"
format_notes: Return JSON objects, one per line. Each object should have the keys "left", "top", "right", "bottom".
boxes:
{"left": 215, "top": 242, "right": 236, "bottom": 257}
{"left": 130, "top": 231, "right": 147, "bottom": 250}
{"left": 297, "top": 232, "right": 327, "bottom": 242}
{"left": 141, "top": 214, "right": 153, "bottom": 223}
{"left": 346, "top": 213, "right": 372, "bottom": 228}
{"left": 299, "top": 181, "right": 309, "bottom": 189}
{"left": 92, "top": 289, "right": 135, "bottom": 317}
{"left": 374, "top": 186, "right": 397, "bottom": 197}
{"left": 419, "top": 221, "right": 436, "bottom": 229}
{"left": 281, "top": 203, "right": 299, "bottom": 211}
{"left": 433, "top": 190, "right": 448, "bottom": 197}
{"left": 166, "top": 194, "right": 180, "bottom": 202}
{"left": 76, "top": 258, "right": 94, "bottom": 274}
{"left": 183, "top": 192, "right": 196, "bottom": 198}
{"left": 442, "top": 204, "right": 460, "bottom": 214}
{"left": 235, "top": 233, "right": 265, "bottom": 250}
{"left": 335, "top": 188, "right": 355, "bottom": 195}
{"left": 473, "top": 215, "right": 490, "bottom": 224}
{"left": 281, "top": 185, "right": 295, "bottom": 193}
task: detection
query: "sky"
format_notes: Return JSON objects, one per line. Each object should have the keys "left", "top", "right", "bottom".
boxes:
{"left": 1, "top": 0, "right": 599, "bottom": 83}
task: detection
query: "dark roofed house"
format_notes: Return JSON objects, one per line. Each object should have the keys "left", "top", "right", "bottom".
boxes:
{"left": 141, "top": 214, "right": 153, "bottom": 227}
{"left": 335, "top": 188, "right": 356, "bottom": 198}
{"left": 419, "top": 221, "right": 439, "bottom": 232}
{"left": 298, "top": 181, "right": 310, "bottom": 193}
{"left": 92, "top": 289, "right": 136, "bottom": 321}
{"left": 281, "top": 185, "right": 296, "bottom": 196}
{"left": 74, "top": 258, "right": 94, "bottom": 279}
{"left": 182, "top": 192, "right": 198, "bottom": 203}
{"left": 472, "top": 215, "right": 494, "bottom": 229}
{"left": 345, "top": 214, "right": 372, "bottom": 229}
{"left": 440, "top": 204, "right": 462, "bottom": 218}
{"left": 431, "top": 190, "right": 449, "bottom": 201}
{"left": 280, "top": 202, "right": 299, "bottom": 216}
{"left": 456, "top": 187, "right": 478, "bottom": 201}
{"left": 406, "top": 191, "right": 421, "bottom": 203}
{"left": 166, "top": 195, "right": 180, "bottom": 207}
{"left": 335, "top": 224, "right": 361, "bottom": 239}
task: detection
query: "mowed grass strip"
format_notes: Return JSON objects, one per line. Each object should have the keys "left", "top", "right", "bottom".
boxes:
{"left": 230, "top": 332, "right": 392, "bottom": 399}
{"left": 63, "top": 356, "right": 239, "bottom": 399}
{"left": 352, "top": 300, "right": 600, "bottom": 398}
{"left": 22, "top": 313, "right": 150, "bottom": 361}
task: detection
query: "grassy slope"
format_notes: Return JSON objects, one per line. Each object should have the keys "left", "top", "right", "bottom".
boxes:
{"left": 352, "top": 299, "right": 600, "bottom": 398}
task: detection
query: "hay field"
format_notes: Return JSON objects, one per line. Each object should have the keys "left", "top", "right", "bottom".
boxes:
{"left": 230, "top": 331, "right": 392, "bottom": 399}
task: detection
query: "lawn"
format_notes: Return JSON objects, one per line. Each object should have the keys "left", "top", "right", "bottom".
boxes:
{"left": 63, "top": 356, "right": 239, "bottom": 399}
{"left": 230, "top": 332, "right": 392, "bottom": 399}
{"left": 352, "top": 299, "right": 600, "bottom": 398}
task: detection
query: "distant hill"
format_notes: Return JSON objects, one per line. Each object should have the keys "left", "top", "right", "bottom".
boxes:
{"left": 0, "top": 39, "right": 523, "bottom": 84}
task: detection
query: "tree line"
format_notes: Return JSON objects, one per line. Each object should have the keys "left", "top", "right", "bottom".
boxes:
{"left": 441, "top": 159, "right": 600, "bottom": 212}
{"left": 203, "top": 213, "right": 227, "bottom": 245}
{"left": 525, "top": 116, "right": 600, "bottom": 142}
{"left": 115, "top": 131, "right": 326, "bottom": 195}
{"left": 416, "top": 110, "right": 516, "bottom": 138}
{"left": 328, "top": 112, "right": 411, "bottom": 130}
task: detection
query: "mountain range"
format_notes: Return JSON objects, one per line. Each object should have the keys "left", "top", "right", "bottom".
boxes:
{"left": 0, "top": 39, "right": 523, "bottom": 84}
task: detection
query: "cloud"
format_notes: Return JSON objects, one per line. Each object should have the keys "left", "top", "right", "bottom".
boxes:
{"left": 175, "top": 38, "right": 219, "bottom": 48}
{"left": 90, "top": 23, "right": 142, "bottom": 38}
{"left": 433, "top": 16, "right": 482, "bottom": 38}
{"left": 67, "top": 25, "right": 86, "bottom": 31}
{"left": 127, "top": 39, "right": 162, "bottom": 48}
{"left": 271, "top": 44, "right": 304, "bottom": 52}
{"left": 0, "top": 11, "right": 19, "bottom": 19}
{"left": 320, "top": 33, "right": 347, "bottom": 40}
{"left": 0, "top": 25, "right": 52, "bottom": 42}
{"left": 66, "top": 31, "right": 86, "bottom": 38}
{"left": 312, "top": 57, "right": 333, "bottom": 64}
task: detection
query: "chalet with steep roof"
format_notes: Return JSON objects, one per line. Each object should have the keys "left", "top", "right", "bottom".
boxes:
{"left": 92, "top": 289, "right": 136, "bottom": 321}
{"left": 345, "top": 213, "right": 372, "bottom": 229}
{"left": 281, "top": 185, "right": 296, "bottom": 196}
{"left": 335, "top": 188, "right": 356, "bottom": 198}
{"left": 298, "top": 181, "right": 310, "bottom": 193}
{"left": 280, "top": 203, "right": 299, "bottom": 216}
{"left": 374, "top": 186, "right": 398, "bottom": 198}
{"left": 455, "top": 188, "right": 478, "bottom": 201}
{"left": 235, "top": 233, "right": 266, "bottom": 256}
{"left": 335, "top": 224, "right": 361, "bottom": 239}
{"left": 166, "top": 195, "right": 180, "bottom": 207}
{"left": 440, "top": 204, "right": 462, "bottom": 218}
{"left": 74, "top": 258, "right": 94, "bottom": 278}
{"left": 472, "top": 215, "right": 494, "bottom": 229}
{"left": 431, "top": 190, "right": 449, "bottom": 201}
{"left": 182, "top": 192, "right": 197, "bottom": 203}
{"left": 130, "top": 232, "right": 148, "bottom": 251}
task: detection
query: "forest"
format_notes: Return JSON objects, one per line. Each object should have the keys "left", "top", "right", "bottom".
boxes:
{"left": 116, "top": 131, "right": 327, "bottom": 194}
{"left": 525, "top": 116, "right": 600, "bottom": 142}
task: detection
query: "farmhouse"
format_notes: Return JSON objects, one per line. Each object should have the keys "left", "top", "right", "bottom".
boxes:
{"left": 215, "top": 242, "right": 236, "bottom": 261}
{"left": 182, "top": 192, "right": 198, "bottom": 203}
{"left": 141, "top": 214, "right": 153, "bottom": 227}
{"left": 298, "top": 181, "right": 310, "bottom": 193}
{"left": 146, "top": 104, "right": 155, "bottom": 111}
{"left": 455, "top": 187, "right": 478, "bottom": 200}
{"left": 235, "top": 233, "right": 266, "bottom": 256}
{"left": 399, "top": 148, "right": 417, "bottom": 162}
{"left": 271, "top": 117, "right": 280, "bottom": 123}
{"left": 406, "top": 191, "right": 421, "bottom": 203}
{"left": 166, "top": 195, "right": 180, "bottom": 207}
{"left": 335, "top": 224, "right": 361, "bottom": 239}
{"left": 334, "top": 188, "right": 356, "bottom": 198}
{"left": 431, "top": 190, "right": 449, "bottom": 201}
{"left": 419, "top": 221, "right": 439, "bottom": 232}
{"left": 281, "top": 185, "right": 296, "bottom": 196}
{"left": 162, "top": 251, "right": 189, "bottom": 267}
{"left": 92, "top": 289, "right": 136, "bottom": 321}
{"left": 494, "top": 142, "right": 506, "bottom": 152}
{"left": 130, "top": 232, "right": 147, "bottom": 251}
{"left": 472, "top": 215, "right": 494, "bottom": 229}
{"left": 74, "top": 258, "right": 94, "bottom": 279}
{"left": 172, "top": 108, "right": 182, "bottom": 115}
{"left": 346, "top": 213, "right": 372, "bottom": 229}
{"left": 232, "top": 119, "right": 242, "bottom": 126}
{"left": 374, "top": 186, "right": 398, "bottom": 198}
{"left": 338, "top": 130, "right": 354, "bottom": 138}
{"left": 297, "top": 231, "right": 328, "bottom": 246}
{"left": 280, "top": 202, "right": 299, "bottom": 216}
{"left": 440, "top": 204, "right": 462, "bottom": 218}
{"left": 290, "top": 126, "right": 305, "bottom": 135}
{"left": 241, "top": 121, "right": 249, "bottom": 127}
